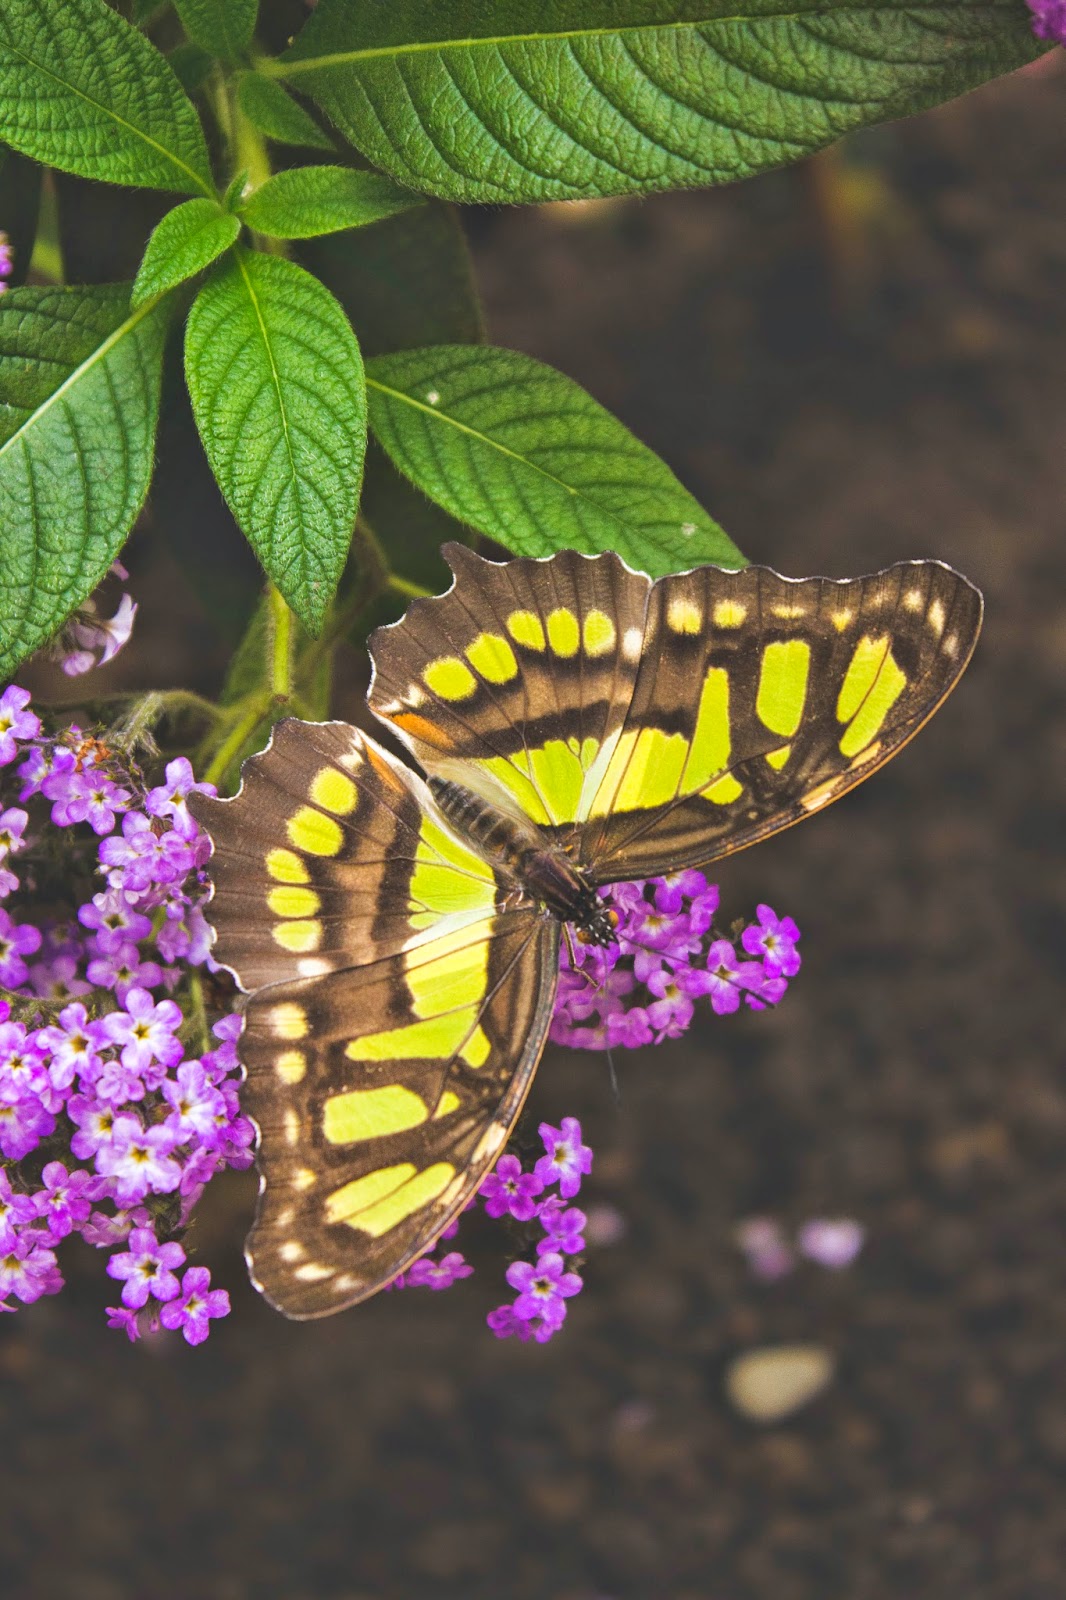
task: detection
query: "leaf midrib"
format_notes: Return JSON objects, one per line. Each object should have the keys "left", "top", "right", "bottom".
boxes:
{"left": 366, "top": 375, "right": 705, "bottom": 541}
{"left": 0, "top": 293, "right": 163, "bottom": 465}
{"left": 275, "top": 2, "right": 993, "bottom": 75}
{"left": 0, "top": 35, "right": 212, "bottom": 196}
{"left": 233, "top": 251, "right": 303, "bottom": 536}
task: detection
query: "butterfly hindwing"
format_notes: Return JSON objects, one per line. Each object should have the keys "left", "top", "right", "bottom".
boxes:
{"left": 193, "top": 718, "right": 560, "bottom": 1316}
{"left": 577, "top": 560, "right": 982, "bottom": 878}
{"left": 369, "top": 542, "right": 651, "bottom": 829}
{"left": 241, "top": 907, "right": 558, "bottom": 1318}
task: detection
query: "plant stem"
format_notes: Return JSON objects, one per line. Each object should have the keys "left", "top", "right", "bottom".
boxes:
{"left": 269, "top": 585, "right": 294, "bottom": 701}
{"left": 390, "top": 575, "right": 433, "bottom": 600}
{"left": 202, "top": 695, "right": 270, "bottom": 788}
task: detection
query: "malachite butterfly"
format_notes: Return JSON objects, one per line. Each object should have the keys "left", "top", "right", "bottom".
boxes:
{"left": 194, "top": 544, "right": 982, "bottom": 1318}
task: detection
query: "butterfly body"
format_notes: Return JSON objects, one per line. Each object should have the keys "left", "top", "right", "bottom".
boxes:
{"left": 194, "top": 544, "right": 982, "bottom": 1319}
{"left": 427, "top": 773, "right": 615, "bottom": 942}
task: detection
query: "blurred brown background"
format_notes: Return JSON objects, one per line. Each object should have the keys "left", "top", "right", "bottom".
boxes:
{"left": 5, "top": 55, "right": 1066, "bottom": 1600}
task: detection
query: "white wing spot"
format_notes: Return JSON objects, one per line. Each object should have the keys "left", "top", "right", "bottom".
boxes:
{"left": 621, "top": 626, "right": 643, "bottom": 662}
{"left": 943, "top": 634, "right": 959, "bottom": 658}
{"left": 295, "top": 1262, "right": 335, "bottom": 1282}
{"left": 903, "top": 588, "right": 924, "bottom": 612}
{"left": 279, "top": 1240, "right": 305, "bottom": 1263}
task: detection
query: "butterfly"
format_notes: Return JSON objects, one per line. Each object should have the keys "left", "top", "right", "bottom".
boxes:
{"left": 194, "top": 544, "right": 982, "bottom": 1319}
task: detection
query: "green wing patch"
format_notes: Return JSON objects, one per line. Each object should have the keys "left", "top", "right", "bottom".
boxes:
{"left": 242, "top": 908, "right": 558, "bottom": 1318}
{"left": 193, "top": 717, "right": 509, "bottom": 992}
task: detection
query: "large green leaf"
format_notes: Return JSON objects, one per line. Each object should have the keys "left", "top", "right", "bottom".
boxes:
{"left": 296, "top": 202, "right": 482, "bottom": 359}
{"left": 275, "top": 0, "right": 1046, "bottom": 202}
{"left": 184, "top": 248, "right": 366, "bottom": 634}
{"left": 240, "top": 165, "right": 421, "bottom": 239}
{"left": 0, "top": 283, "right": 172, "bottom": 677}
{"left": 132, "top": 198, "right": 241, "bottom": 306}
{"left": 366, "top": 344, "right": 743, "bottom": 576}
{"left": 174, "top": 0, "right": 258, "bottom": 62}
{"left": 0, "top": 0, "right": 213, "bottom": 195}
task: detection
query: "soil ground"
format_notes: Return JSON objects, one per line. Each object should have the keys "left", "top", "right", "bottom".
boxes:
{"left": 3, "top": 57, "right": 1066, "bottom": 1600}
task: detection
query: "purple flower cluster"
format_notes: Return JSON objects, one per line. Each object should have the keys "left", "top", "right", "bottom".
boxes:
{"left": 389, "top": 1118, "right": 592, "bottom": 1343}
{"left": 1028, "top": 0, "right": 1066, "bottom": 44}
{"left": 0, "top": 232, "right": 11, "bottom": 296}
{"left": 0, "top": 684, "right": 250, "bottom": 1341}
{"left": 551, "top": 871, "right": 801, "bottom": 1049}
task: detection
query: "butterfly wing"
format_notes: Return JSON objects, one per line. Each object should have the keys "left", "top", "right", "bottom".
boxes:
{"left": 368, "top": 542, "right": 651, "bottom": 830}
{"left": 194, "top": 717, "right": 559, "bottom": 1318}
{"left": 240, "top": 906, "right": 557, "bottom": 1318}
{"left": 576, "top": 560, "right": 983, "bottom": 880}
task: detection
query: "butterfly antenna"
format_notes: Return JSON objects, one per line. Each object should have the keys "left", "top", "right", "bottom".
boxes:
{"left": 606, "top": 1045, "right": 622, "bottom": 1110}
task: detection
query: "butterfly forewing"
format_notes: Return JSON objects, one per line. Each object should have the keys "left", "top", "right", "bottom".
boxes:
{"left": 576, "top": 560, "right": 982, "bottom": 879}
{"left": 369, "top": 542, "right": 651, "bottom": 830}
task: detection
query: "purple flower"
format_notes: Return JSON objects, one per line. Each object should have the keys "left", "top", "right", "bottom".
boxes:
{"left": 78, "top": 890, "right": 152, "bottom": 951}
{"left": 103, "top": 987, "right": 184, "bottom": 1075}
{"left": 86, "top": 941, "right": 162, "bottom": 1002}
{"left": 145, "top": 758, "right": 214, "bottom": 841}
{"left": 162, "top": 1060, "right": 226, "bottom": 1147}
{"left": 38, "top": 1001, "right": 107, "bottom": 1089}
{"left": 537, "top": 1200, "right": 586, "bottom": 1257}
{"left": 0, "top": 687, "right": 40, "bottom": 766}
{"left": 704, "top": 939, "right": 762, "bottom": 1016}
{"left": 736, "top": 1217, "right": 795, "bottom": 1281}
{"left": 0, "top": 1238, "right": 62, "bottom": 1303}
{"left": 0, "top": 806, "right": 28, "bottom": 859}
{"left": 28, "top": 953, "right": 90, "bottom": 1003}
{"left": 479, "top": 1153, "right": 544, "bottom": 1221}
{"left": 534, "top": 1118, "right": 593, "bottom": 1199}
{"left": 797, "top": 1217, "right": 865, "bottom": 1270}
{"left": 33, "top": 1162, "right": 95, "bottom": 1240}
{"left": 105, "top": 1303, "right": 142, "bottom": 1341}
{"left": 94, "top": 1115, "right": 182, "bottom": 1203}
{"left": 0, "top": 908, "right": 42, "bottom": 987}
{"left": 1028, "top": 0, "right": 1066, "bottom": 44}
{"left": 106, "top": 1226, "right": 186, "bottom": 1308}
{"left": 158, "top": 1265, "right": 229, "bottom": 1344}
{"left": 406, "top": 1251, "right": 474, "bottom": 1290}
{"left": 741, "top": 903, "right": 802, "bottom": 978}
{"left": 0, "top": 1170, "right": 38, "bottom": 1248}
{"left": 486, "top": 1303, "right": 533, "bottom": 1341}
{"left": 0, "top": 1093, "right": 54, "bottom": 1159}
{"left": 60, "top": 769, "right": 131, "bottom": 836}
{"left": 69, "top": 1094, "right": 121, "bottom": 1160}
{"left": 99, "top": 811, "right": 193, "bottom": 894}
{"left": 506, "top": 1251, "right": 583, "bottom": 1326}
{"left": 62, "top": 594, "right": 138, "bottom": 677}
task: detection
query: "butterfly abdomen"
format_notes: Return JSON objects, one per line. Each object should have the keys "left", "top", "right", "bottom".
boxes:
{"left": 428, "top": 774, "right": 609, "bottom": 939}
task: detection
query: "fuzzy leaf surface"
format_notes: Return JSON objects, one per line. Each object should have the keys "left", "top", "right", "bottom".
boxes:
{"left": 184, "top": 249, "right": 366, "bottom": 634}
{"left": 174, "top": 0, "right": 258, "bottom": 62}
{"left": 366, "top": 344, "right": 743, "bottom": 575}
{"left": 276, "top": 0, "right": 1045, "bottom": 202}
{"left": 241, "top": 165, "right": 421, "bottom": 239}
{"left": 0, "top": 283, "right": 171, "bottom": 676}
{"left": 0, "top": 0, "right": 213, "bottom": 194}
{"left": 132, "top": 198, "right": 240, "bottom": 306}
{"left": 236, "top": 73, "right": 334, "bottom": 149}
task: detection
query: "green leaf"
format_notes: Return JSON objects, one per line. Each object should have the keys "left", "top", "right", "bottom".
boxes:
{"left": 236, "top": 71, "right": 334, "bottom": 150}
{"left": 168, "top": 42, "right": 215, "bottom": 96}
{"left": 240, "top": 165, "right": 421, "bottom": 240}
{"left": 184, "top": 248, "right": 367, "bottom": 634}
{"left": 366, "top": 345, "right": 743, "bottom": 576}
{"left": 296, "top": 202, "right": 482, "bottom": 359}
{"left": 174, "top": 0, "right": 258, "bottom": 62}
{"left": 0, "top": 283, "right": 172, "bottom": 677}
{"left": 132, "top": 199, "right": 241, "bottom": 307}
{"left": 276, "top": 0, "right": 1046, "bottom": 202}
{"left": 0, "top": 0, "right": 213, "bottom": 195}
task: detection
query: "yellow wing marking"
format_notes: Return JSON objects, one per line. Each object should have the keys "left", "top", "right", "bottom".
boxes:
{"left": 756, "top": 639, "right": 810, "bottom": 739}
{"left": 325, "top": 1162, "right": 456, "bottom": 1236}
{"left": 287, "top": 805, "right": 342, "bottom": 857}
{"left": 424, "top": 656, "right": 477, "bottom": 700}
{"left": 323, "top": 1084, "right": 430, "bottom": 1145}
{"left": 465, "top": 632, "right": 518, "bottom": 683}
{"left": 506, "top": 609, "right": 546, "bottom": 650}
{"left": 308, "top": 767, "right": 357, "bottom": 815}
{"left": 266, "top": 847, "right": 309, "bottom": 883}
